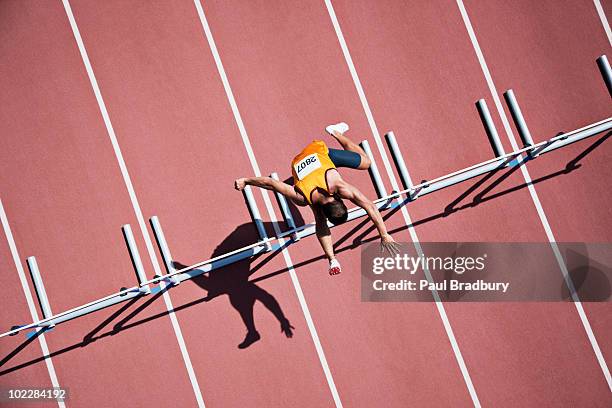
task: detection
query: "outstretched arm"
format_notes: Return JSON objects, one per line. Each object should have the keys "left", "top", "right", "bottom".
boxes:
{"left": 313, "top": 206, "right": 335, "bottom": 261}
{"left": 336, "top": 181, "right": 399, "bottom": 253}
{"left": 234, "top": 177, "right": 308, "bottom": 207}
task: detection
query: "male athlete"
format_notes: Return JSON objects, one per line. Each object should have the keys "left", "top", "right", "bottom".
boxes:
{"left": 234, "top": 123, "right": 399, "bottom": 275}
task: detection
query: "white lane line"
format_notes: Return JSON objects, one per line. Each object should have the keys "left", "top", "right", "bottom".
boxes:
{"left": 324, "top": 1, "right": 481, "bottom": 406}
{"left": 593, "top": 0, "right": 612, "bottom": 47}
{"left": 0, "top": 199, "right": 66, "bottom": 408}
{"left": 61, "top": 2, "right": 206, "bottom": 406}
{"left": 192, "top": 1, "right": 343, "bottom": 406}
{"left": 456, "top": 0, "right": 612, "bottom": 392}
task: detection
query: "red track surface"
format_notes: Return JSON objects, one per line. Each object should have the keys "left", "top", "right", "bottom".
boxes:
{"left": 1, "top": 1, "right": 610, "bottom": 407}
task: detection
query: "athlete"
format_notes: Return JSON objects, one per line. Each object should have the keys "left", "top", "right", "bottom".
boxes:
{"left": 234, "top": 122, "right": 400, "bottom": 275}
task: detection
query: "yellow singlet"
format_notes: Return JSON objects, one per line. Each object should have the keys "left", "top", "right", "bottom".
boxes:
{"left": 291, "top": 140, "right": 336, "bottom": 205}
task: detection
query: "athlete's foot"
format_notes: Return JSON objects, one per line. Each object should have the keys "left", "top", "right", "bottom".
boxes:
{"left": 238, "top": 331, "right": 261, "bottom": 349}
{"left": 326, "top": 122, "right": 349, "bottom": 137}
{"left": 329, "top": 258, "right": 342, "bottom": 276}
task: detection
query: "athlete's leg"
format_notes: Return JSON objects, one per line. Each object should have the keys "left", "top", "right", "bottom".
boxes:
{"left": 326, "top": 124, "right": 371, "bottom": 170}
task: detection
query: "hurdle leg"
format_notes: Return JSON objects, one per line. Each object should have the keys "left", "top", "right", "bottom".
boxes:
{"left": 121, "top": 224, "right": 151, "bottom": 294}
{"left": 503, "top": 89, "right": 536, "bottom": 155}
{"left": 243, "top": 185, "right": 272, "bottom": 251}
{"left": 149, "top": 216, "right": 180, "bottom": 285}
{"left": 476, "top": 99, "right": 506, "bottom": 158}
{"left": 270, "top": 172, "right": 299, "bottom": 241}
{"left": 359, "top": 140, "right": 388, "bottom": 199}
{"left": 597, "top": 55, "right": 612, "bottom": 98}
{"left": 26, "top": 256, "right": 54, "bottom": 328}
{"left": 385, "top": 131, "right": 417, "bottom": 200}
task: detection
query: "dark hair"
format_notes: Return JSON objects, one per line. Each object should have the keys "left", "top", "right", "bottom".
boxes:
{"left": 322, "top": 198, "right": 348, "bottom": 225}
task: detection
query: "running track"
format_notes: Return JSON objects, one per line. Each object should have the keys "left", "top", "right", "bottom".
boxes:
{"left": 0, "top": 1, "right": 610, "bottom": 407}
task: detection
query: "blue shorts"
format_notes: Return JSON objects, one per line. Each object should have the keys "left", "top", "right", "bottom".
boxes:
{"left": 328, "top": 148, "right": 362, "bottom": 169}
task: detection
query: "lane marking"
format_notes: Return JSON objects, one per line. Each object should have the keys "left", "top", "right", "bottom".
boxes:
{"left": 593, "top": 0, "right": 612, "bottom": 47}
{"left": 324, "top": 1, "right": 481, "bottom": 406}
{"left": 61, "top": 2, "right": 206, "bottom": 406}
{"left": 192, "top": 1, "right": 343, "bottom": 406}
{"left": 0, "top": 199, "right": 66, "bottom": 408}
{"left": 456, "top": 0, "right": 612, "bottom": 392}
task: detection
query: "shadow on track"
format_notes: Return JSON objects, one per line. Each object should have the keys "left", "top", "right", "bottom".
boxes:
{"left": 173, "top": 223, "right": 295, "bottom": 349}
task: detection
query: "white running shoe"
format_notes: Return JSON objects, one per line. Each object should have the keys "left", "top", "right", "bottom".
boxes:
{"left": 329, "top": 258, "right": 342, "bottom": 276}
{"left": 325, "top": 122, "right": 349, "bottom": 136}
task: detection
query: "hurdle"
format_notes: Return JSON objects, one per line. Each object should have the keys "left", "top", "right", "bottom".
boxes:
{"left": 503, "top": 89, "right": 612, "bottom": 157}
{"left": 148, "top": 215, "right": 272, "bottom": 285}
{"left": 3, "top": 224, "right": 155, "bottom": 336}
{"left": 3, "top": 55, "right": 611, "bottom": 340}
{"left": 597, "top": 55, "right": 612, "bottom": 98}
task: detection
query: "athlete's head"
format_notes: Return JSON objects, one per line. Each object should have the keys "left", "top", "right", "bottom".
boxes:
{"left": 322, "top": 196, "right": 348, "bottom": 225}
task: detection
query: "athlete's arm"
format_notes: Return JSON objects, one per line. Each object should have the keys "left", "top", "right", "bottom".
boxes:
{"left": 235, "top": 177, "right": 308, "bottom": 206}
{"left": 336, "top": 181, "right": 394, "bottom": 242}
{"left": 313, "top": 205, "right": 335, "bottom": 261}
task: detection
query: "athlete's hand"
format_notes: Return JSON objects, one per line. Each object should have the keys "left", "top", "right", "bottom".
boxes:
{"left": 281, "top": 319, "right": 295, "bottom": 338}
{"left": 234, "top": 178, "right": 247, "bottom": 191}
{"left": 380, "top": 234, "right": 401, "bottom": 255}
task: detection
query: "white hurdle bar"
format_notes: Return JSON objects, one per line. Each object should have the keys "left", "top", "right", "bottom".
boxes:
{"left": 270, "top": 172, "right": 299, "bottom": 241}
{"left": 122, "top": 224, "right": 150, "bottom": 294}
{"left": 243, "top": 185, "right": 272, "bottom": 251}
{"left": 504, "top": 89, "right": 612, "bottom": 157}
{"left": 360, "top": 140, "right": 388, "bottom": 199}
{"left": 532, "top": 117, "right": 612, "bottom": 156}
{"left": 597, "top": 55, "right": 612, "bottom": 98}
{"left": 26, "top": 256, "right": 54, "bottom": 327}
{"left": 476, "top": 99, "right": 506, "bottom": 157}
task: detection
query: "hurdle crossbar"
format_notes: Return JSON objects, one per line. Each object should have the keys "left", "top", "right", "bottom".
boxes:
{"left": 2, "top": 114, "right": 610, "bottom": 340}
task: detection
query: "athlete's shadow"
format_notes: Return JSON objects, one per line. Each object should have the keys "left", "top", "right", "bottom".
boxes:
{"left": 174, "top": 220, "right": 299, "bottom": 349}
